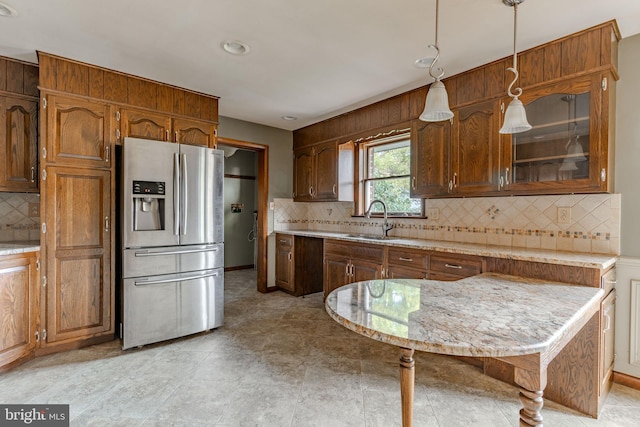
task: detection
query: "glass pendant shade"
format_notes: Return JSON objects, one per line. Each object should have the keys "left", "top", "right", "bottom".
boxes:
{"left": 499, "top": 98, "right": 532, "bottom": 134}
{"left": 420, "top": 80, "right": 453, "bottom": 122}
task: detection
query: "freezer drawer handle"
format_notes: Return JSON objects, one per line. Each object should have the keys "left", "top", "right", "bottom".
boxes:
{"left": 134, "top": 247, "right": 220, "bottom": 257}
{"left": 134, "top": 271, "right": 219, "bottom": 286}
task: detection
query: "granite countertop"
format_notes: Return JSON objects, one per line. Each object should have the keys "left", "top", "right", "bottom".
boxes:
{"left": 325, "top": 273, "right": 604, "bottom": 358}
{"left": 275, "top": 229, "right": 617, "bottom": 270}
{"left": 0, "top": 241, "right": 41, "bottom": 256}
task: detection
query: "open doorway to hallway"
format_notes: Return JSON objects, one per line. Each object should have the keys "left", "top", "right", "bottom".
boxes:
{"left": 217, "top": 137, "right": 269, "bottom": 292}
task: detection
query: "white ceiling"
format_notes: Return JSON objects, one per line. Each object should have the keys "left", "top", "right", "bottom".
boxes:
{"left": 1, "top": 0, "right": 639, "bottom": 131}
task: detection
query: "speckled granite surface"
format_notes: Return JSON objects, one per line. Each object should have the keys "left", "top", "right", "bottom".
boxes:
{"left": 325, "top": 273, "right": 603, "bottom": 358}
{"left": 0, "top": 241, "right": 40, "bottom": 256}
{"left": 276, "top": 230, "right": 616, "bottom": 270}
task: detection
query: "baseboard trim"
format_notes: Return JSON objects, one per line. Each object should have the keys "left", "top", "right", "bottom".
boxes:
{"left": 224, "top": 265, "right": 255, "bottom": 272}
{"left": 613, "top": 371, "right": 640, "bottom": 390}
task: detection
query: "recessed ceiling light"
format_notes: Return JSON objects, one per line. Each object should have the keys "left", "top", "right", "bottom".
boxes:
{"left": 414, "top": 57, "right": 435, "bottom": 68}
{"left": 282, "top": 116, "right": 298, "bottom": 121}
{"left": 0, "top": 1, "right": 18, "bottom": 17}
{"left": 221, "top": 40, "right": 250, "bottom": 56}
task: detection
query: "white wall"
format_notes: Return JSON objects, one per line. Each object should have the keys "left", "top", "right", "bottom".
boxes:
{"left": 217, "top": 116, "right": 293, "bottom": 286}
{"left": 614, "top": 33, "right": 640, "bottom": 378}
{"left": 616, "top": 33, "right": 640, "bottom": 258}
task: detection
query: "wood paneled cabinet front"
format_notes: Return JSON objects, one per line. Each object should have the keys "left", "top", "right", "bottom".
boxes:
{"left": 503, "top": 73, "right": 614, "bottom": 194}
{"left": 323, "top": 240, "right": 384, "bottom": 297}
{"left": 410, "top": 99, "right": 505, "bottom": 197}
{"left": 42, "top": 166, "right": 113, "bottom": 347}
{"left": 275, "top": 234, "right": 295, "bottom": 293}
{"left": 275, "top": 234, "right": 324, "bottom": 297}
{"left": 119, "top": 108, "right": 217, "bottom": 148}
{"left": 0, "top": 95, "right": 38, "bottom": 192}
{"left": 0, "top": 252, "right": 39, "bottom": 370}
{"left": 43, "top": 94, "right": 114, "bottom": 169}
{"left": 293, "top": 140, "right": 352, "bottom": 202}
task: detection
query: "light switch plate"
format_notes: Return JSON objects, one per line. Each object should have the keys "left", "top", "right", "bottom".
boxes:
{"left": 558, "top": 207, "right": 571, "bottom": 224}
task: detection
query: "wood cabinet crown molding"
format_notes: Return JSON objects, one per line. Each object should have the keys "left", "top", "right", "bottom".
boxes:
{"left": 293, "top": 20, "right": 620, "bottom": 149}
{"left": 37, "top": 52, "right": 219, "bottom": 124}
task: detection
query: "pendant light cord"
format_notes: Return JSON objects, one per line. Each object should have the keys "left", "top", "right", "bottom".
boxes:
{"left": 506, "top": 1, "right": 522, "bottom": 99}
{"left": 428, "top": 0, "right": 445, "bottom": 81}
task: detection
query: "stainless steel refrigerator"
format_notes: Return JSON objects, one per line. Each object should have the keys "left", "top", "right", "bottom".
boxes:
{"left": 120, "top": 137, "right": 224, "bottom": 350}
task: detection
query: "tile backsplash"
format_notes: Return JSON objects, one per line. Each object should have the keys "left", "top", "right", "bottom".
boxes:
{"left": 274, "top": 194, "right": 621, "bottom": 255}
{"left": 0, "top": 193, "right": 41, "bottom": 242}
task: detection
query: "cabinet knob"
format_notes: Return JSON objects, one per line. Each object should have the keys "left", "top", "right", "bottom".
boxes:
{"left": 31, "top": 167, "right": 36, "bottom": 183}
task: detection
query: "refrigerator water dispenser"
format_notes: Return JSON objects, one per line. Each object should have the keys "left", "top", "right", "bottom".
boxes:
{"left": 132, "top": 181, "right": 165, "bottom": 231}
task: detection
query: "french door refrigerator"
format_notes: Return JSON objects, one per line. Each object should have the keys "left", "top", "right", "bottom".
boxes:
{"left": 120, "top": 137, "right": 224, "bottom": 349}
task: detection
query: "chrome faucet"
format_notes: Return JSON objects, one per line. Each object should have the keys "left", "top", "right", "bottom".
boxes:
{"left": 365, "top": 199, "right": 394, "bottom": 237}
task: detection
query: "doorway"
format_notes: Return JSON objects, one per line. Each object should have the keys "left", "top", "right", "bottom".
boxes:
{"left": 217, "top": 137, "right": 269, "bottom": 292}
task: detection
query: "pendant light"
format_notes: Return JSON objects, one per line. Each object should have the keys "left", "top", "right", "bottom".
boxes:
{"left": 499, "top": 0, "right": 532, "bottom": 134}
{"left": 419, "top": 0, "right": 453, "bottom": 122}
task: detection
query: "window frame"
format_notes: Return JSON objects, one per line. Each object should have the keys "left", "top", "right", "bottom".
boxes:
{"left": 356, "top": 133, "right": 425, "bottom": 218}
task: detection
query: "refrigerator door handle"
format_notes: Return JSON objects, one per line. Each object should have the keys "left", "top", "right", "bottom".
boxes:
{"left": 173, "top": 152, "right": 180, "bottom": 236}
{"left": 181, "top": 153, "right": 188, "bottom": 236}
{"left": 134, "top": 247, "right": 220, "bottom": 257}
{"left": 134, "top": 271, "right": 219, "bottom": 286}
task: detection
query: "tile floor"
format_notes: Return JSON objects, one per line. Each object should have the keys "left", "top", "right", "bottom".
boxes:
{"left": 1, "top": 269, "right": 640, "bottom": 426}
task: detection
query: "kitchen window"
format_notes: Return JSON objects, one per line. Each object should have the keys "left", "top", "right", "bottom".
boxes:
{"left": 360, "top": 135, "right": 423, "bottom": 217}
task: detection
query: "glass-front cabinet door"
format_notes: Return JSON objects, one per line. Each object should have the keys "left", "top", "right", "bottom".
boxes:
{"left": 504, "top": 74, "right": 608, "bottom": 194}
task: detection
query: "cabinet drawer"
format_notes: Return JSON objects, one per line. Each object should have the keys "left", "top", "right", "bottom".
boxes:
{"left": 388, "top": 248, "right": 428, "bottom": 270}
{"left": 387, "top": 265, "right": 428, "bottom": 280}
{"left": 430, "top": 254, "right": 482, "bottom": 278}
{"left": 349, "top": 243, "right": 384, "bottom": 263}
{"left": 276, "top": 234, "right": 294, "bottom": 248}
{"left": 324, "top": 240, "right": 384, "bottom": 263}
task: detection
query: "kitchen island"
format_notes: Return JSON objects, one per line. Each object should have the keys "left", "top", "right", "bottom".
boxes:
{"left": 326, "top": 274, "right": 604, "bottom": 426}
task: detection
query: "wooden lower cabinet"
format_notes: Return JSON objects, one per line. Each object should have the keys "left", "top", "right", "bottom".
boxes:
{"left": 484, "top": 258, "right": 615, "bottom": 417}
{"left": 0, "top": 252, "right": 39, "bottom": 371}
{"left": 41, "top": 166, "right": 114, "bottom": 349}
{"left": 275, "top": 234, "right": 295, "bottom": 293}
{"left": 323, "top": 240, "right": 384, "bottom": 297}
{"left": 275, "top": 234, "right": 323, "bottom": 297}
{"left": 387, "top": 247, "right": 429, "bottom": 280}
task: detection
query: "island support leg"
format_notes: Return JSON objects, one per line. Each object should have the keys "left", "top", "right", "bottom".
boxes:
{"left": 399, "top": 347, "right": 415, "bottom": 427}
{"left": 514, "top": 366, "right": 547, "bottom": 427}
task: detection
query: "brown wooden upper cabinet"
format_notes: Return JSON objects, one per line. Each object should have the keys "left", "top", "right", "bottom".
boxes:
{"left": 43, "top": 93, "right": 114, "bottom": 169}
{"left": 411, "top": 99, "right": 505, "bottom": 197}
{"left": 451, "top": 99, "right": 504, "bottom": 195}
{"left": 410, "top": 119, "right": 451, "bottom": 197}
{"left": 0, "top": 95, "right": 38, "bottom": 192}
{"left": 293, "top": 140, "right": 353, "bottom": 202}
{"left": 173, "top": 117, "right": 217, "bottom": 147}
{"left": 119, "top": 108, "right": 217, "bottom": 148}
{"left": 503, "top": 72, "right": 614, "bottom": 194}
{"left": 120, "top": 108, "right": 171, "bottom": 143}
